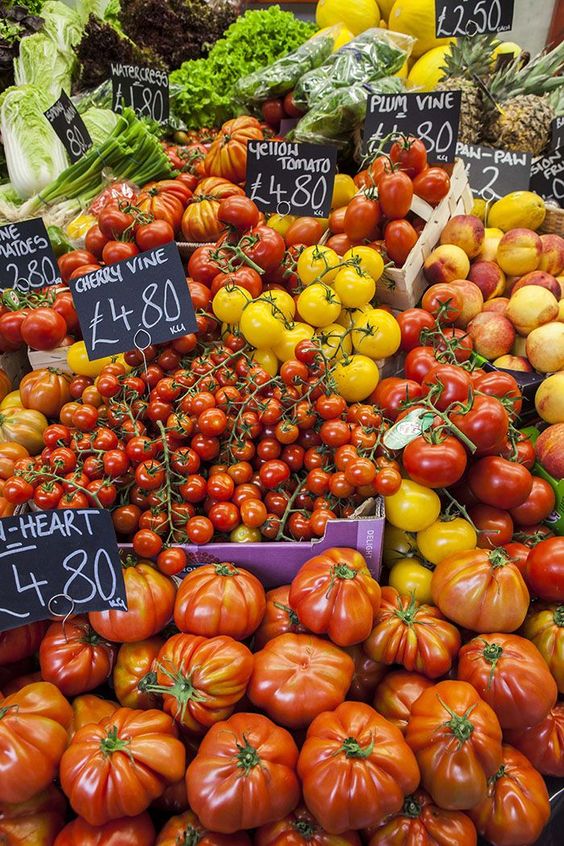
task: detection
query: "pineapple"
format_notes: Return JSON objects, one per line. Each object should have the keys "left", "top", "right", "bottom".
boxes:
{"left": 484, "top": 43, "right": 564, "bottom": 155}
{"left": 435, "top": 35, "right": 500, "bottom": 145}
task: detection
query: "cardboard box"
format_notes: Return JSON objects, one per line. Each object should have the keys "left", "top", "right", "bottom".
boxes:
{"left": 122, "top": 497, "right": 385, "bottom": 589}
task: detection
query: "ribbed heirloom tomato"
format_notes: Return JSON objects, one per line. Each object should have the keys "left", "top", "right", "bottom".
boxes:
{"left": 148, "top": 633, "right": 253, "bottom": 733}
{"left": 254, "top": 585, "right": 309, "bottom": 649}
{"left": 457, "top": 633, "right": 557, "bottom": 729}
{"left": 406, "top": 680, "right": 503, "bottom": 810}
{"left": 0, "top": 785, "right": 66, "bottom": 846}
{"left": 89, "top": 557, "right": 176, "bottom": 643}
{"left": 68, "top": 695, "right": 117, "bottom": 740}
{"left": 255, "top": 805, "right": 362, "bottom": 846}
{"left": 523, "top": 603, "right": 564, "bottom": 693}
{"left": 366, "top": 790, "right": 477, "bottom": 846}
{"left": 60, "top": 707, "right": 186, "bottom": 825}
{"left": 112, "top": 637, "right": 164, "bottom": 710}
{"left": 156, "top": 809, "right": 251, "bottom": 846}
{"left": 186, "top": 712, "right": 300, "bottom": 833}
{"left": 248, "top": 633, "right": 354, "bottom": 729}
{"left": 372, "top": 671, "right": 434, "bottom": 735}
{"left": 39, "top": 616, "right": 115, "bottom": 697}
{"left": 54, "top": 813, "right": 155, "bottom": 846}
{"left": 505, "top": 703, "right": 564, "bottom": 777}
{"left": 364, "top": 586, "right": 460, "bottom": 678}
{"left": 0, "top": 682, "right": 72, "bottom": 804}
{"left": 288, "top": 548, "right": 381, "bottom": 646}
{"left": 298, "top": 701, "right": 420, "bottom": 834}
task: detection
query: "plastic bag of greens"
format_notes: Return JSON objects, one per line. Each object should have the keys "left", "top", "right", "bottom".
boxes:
{"left": 294, "top": 28, "right": 414, "bottom": 111}
{"left": 235, "top": 26, "right": 340, "bottom": 105}
{"left": 292, "top": 77, "right": 405, "bottom": 149}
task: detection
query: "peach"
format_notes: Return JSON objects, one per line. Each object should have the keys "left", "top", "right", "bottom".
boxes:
{"left": 468, "top": 312, "right": 515, "bottom": 360}
{"left": 511, "top": 270, "right": 562, "bottom": 300}
{"left": 558, "top": 277, "right": 564, "bottom": 298}
{"left": 439, "top": 215, "right": 485, "bottom": 259}
{"left": 496, "top": 228, "right": 542, "bottom": 276}
{"left": 559, "top": 300, "right": 564, "bottom": 322}
{"left": 536, "top": 423, "right": 564, "bottom": 479}
{"left": 477, "top": 227, "right": 504, "bottom": 262}
{"left": 506, "top": 287, "right": 559, "bottom": 336}
{"left": 539, "top": 234, "right": 564, "bottom": 276}
{"left": 493, "top": 355, "right": 533, "bottom": 372}
{"left": 468, "top": 261, "right": 506, "bottom": 300}
{"left": 423, "top": 245, "right": 470, "bottom": 284}
{"left": 483, "top": 297, "right": 509, "bottom": 315}
{"left": 535, "top": 371, "right": 564, "bottom": 424}
{"left": 451, "top": 279, "right": 484, "bottom": 328}
{"left": 526, "top": 322, "right": 564, "bottom": 373}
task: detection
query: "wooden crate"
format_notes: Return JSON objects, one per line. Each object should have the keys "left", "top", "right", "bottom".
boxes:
{"left": 0, "top": 347, "right": 31, "bottom": 387}
{"left": 378, "top": 159, "right": 474, "bottom": 310}
{"left": 27, "top": 347, "right": 71, "bottom": 374}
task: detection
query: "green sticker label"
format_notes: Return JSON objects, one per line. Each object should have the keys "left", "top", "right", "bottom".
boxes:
{"left": 383, "top": 409, "right": 435, "bottom": 450}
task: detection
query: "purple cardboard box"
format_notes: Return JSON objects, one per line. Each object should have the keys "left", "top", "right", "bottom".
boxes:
{"left": 122, "top": 498, "right": 385, "bottom": 589}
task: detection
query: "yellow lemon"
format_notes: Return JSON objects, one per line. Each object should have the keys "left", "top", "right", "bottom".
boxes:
{"left": 388, "top": 0, "right": 453, "bottom": 58}
{"left": 407, "top": 44, "right": 452, "bottom": 90}
{"left": 316, "top": 0, "right": 380, "bottom": 36}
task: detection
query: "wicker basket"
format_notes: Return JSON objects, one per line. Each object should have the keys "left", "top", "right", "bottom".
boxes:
{"left": 176, "top": 241, "right": 214, "bottom": 261}
{"left": 540, "top": 205, "right": 564, "bottom": 236}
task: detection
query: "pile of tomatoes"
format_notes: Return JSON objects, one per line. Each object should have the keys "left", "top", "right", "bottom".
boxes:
{"left": 0, "top": 534, "right": 563, "bottom": 845}
{"left": 0, "top": 287, "right": 80, "bottom": 353}
{"left": 327, "top": 136, "right": 451, "bottom": 266}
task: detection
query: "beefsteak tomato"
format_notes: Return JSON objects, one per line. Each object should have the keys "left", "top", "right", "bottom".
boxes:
{"left": 0, "top": 682, "right": 72, "bottom": 803}
{"left": 431, "top": 548, "right": 529, "bottom": 632}
{"left": 19, "top": 368, "right": 71, "bottom": 418}
{"left": 60, "top": 707, "right": 186, "bottom": 825}
{"left": 0, "top": 621, "right": 47, "bottom": 664}
{"left": 288, "top": 548, "right": 381, "bottom": 646}
{"left": 137, "top": 186, "right": 184, "bottom": 232}
{"left": 255, "top": 805, "right": 362, "bottom": 845}
{"left": 344, "top": 644, "right": 387, "bottom": 703}
{"left": 68, "top": 694, "right": 117, "bottom": 740}
{"left": 523, "top": 602, "right": 564, "bottom": 693}
{"left": 457, "top": 633, "right": 557, "bottom": 729}
{"left": 248, "top": 633, "right": 354, "bottom": 729}
{"left": 505, "top": 703, "right": 564, "bottom": 777}
{"left": 405, "top": 680, "right": 503, "bottom": 810}
{"left": 89, "top": 556, "right": 176, "bottom": 643}
{"left": 298, "top": 701, "right": 420, "bottom": 834}
{"left": 254, "top": 584, "right": 309, "bottom": 648}
{"left": 186, "top": 712, "right": 300, "bottom": 833}
{"left": 373, "top": 671, "right": 434, "bottom": 735}
{"left": 0, "top": 785, "right": 66, "bottom": 846}
{"left": 149, "top": 633, "right": 253, "bottom": 733}
{"left": 54, "top": 813, "right": 155, "bottom": 846}
{"left": 174, "top": 561, "right": 266, "bottom": 640}
{"left": 204, "top": 116, "right": 264, "bottom": 183}
{"left": 467, "top": 745, "right": 550, "bottom": 846}
{"left": 39, "top": 616, "right": 115, "bottom": 697}
{"left": 156, "top": 809, "right": 251, "bottom": 846}
{"left": 363, "top": 586, "right": 461, "bottom": 678}
{"left": 113, "top": 636, "right": 164, "bottom": 710}
{"left": 367, "top": 790, "right": 477, "bottom": 846}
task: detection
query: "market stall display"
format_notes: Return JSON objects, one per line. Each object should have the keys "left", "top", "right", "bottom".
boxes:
{"left": 0, "top": 1, "right": 562, "bottom": 845}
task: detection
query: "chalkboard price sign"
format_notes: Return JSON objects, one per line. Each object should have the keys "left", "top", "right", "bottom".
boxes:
{"left": 436, "top": 0, "right": 515, "bottom": 37}
{"left": 246, "top": 140, "right": 337, "bottom": 218}
{"left": 0, "top": 218, "right": 61, "bottom": 292}
{"left": 44, "top": 90, "right": 92, "bottom": 164}
{"left": 530, "top": 148, "right": 564, "bottom": 207}
{"left": 0, "top": 509, "right": 126, "bottom": 633}
{"left": 456, "top": 142, "right": 531, "bottom": 200}
{"left": 364, "top": 91, "right": 461, "bottom": 163}
{"left": 69, "top": 241, "right": 197, "bottom": 359}
{"left": 552, "top": 116, "right": 564, "bottom": 151}
{"left": 111, "top": 63, "right": 169, "bottom": 123}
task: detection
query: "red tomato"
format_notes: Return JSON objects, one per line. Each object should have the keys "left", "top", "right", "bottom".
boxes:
{"left": 243, "top": 225, "right": 285, "bottom": 272}
{"left": 472, "top": 369, "right": 523, "bottom": 418}
{"left": 384, "top": 220, "right": 418, "bottom": 266}
{"left": 509, "top": 477, "right": 556, "bottom": 526}
{"left": 60, "top": 708, "right": 185, "bottom": 825}
{"left": 289, "top": 548, "right": 381, "bottom": 646}
{"left": 406, "top": 680, "right": 503, "bottom": 810}
{"left": 344, "top": 196, "right": 382, "bottom": 241}
{"left": 102, "top": 241, "right": 139, "bottom": 265}
{"left": 469, "top": 504, "right": 514, "bottom": 549}
{"left": 58, "top": 250, "right": 97, "bottom": 282}
{"left": 39, "top": 616, "right": 115, "bottom": 697}
{"left": 526, "top": 537, "right": 564, "bottom": 602}
{"left": 450, "top": 396, "right": 509, "bottom": 455}
{"left": 174, "top": 562, "right": 266, "bottom": 639}
{"left": 135, "top": 220, "right": 175, "bottom": 251}
{"left": 404, "top": 346, "right": 437, "bottom": 382}
{"left": 186, "top": 712, "right": 300, "bottom": 833}
{"left": 218, "top": 196, "right": 260, "bottom": 231}
{"left": 378, "top": 172, "right": 414, "bottom": 219}
{"left": 390, "top": 136, "right": 428, "bottom": 177}
{"left": 20, "top": 308, "right": 67, "bottom": 351}
{"left": 285, "top": 218, "right": 325, "bottom": 247}
{"left": 248, "top": 633, "right": 354, "bottom": 729}
{"left": 53, "top": 813, "right": 155, "bottom": 846}
{"left": 468, "top": 456, "right": 533, "bottom": 510}
{"left": 467, "top": 746, "right": 550, "bottom": 846}
{"left": 458, "top": 633, "right": 557, "bottom": 729}
{"left": 421, "top": 283, "right": 463, "bottom": 324}
{"left": 97, "top": 206, "right": 134, "bottom": 240}
{"left": 403, "top": 432, "right": 467, "bottom": 488}
{"left": 372, "top": 671, "right": 434, "bottom": 735}
{"left": 364, "top": 586, "right": 460, "bottom": 678}
{"left": 156, "top": 809, "right": 250, "bottom": 846}
{"left": 505, "top": 703, "right": 564, "bottom": 777}
{"left": 256, "top": 805, "right": 361, "bottom": 846}
{"left": 421, "top": 363, "right": 472, "bottom": 411}
{"left": 298, "top": 701, "right": 420, "bottom": 834}
{"left": 413, "top": 167, "right": 451, "bottom": 206}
